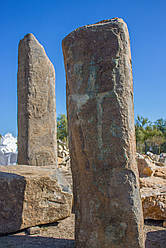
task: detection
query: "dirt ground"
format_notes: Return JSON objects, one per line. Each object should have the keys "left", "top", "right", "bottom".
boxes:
{"left": 0, "top": 214, "right": 166, "bottom": 248}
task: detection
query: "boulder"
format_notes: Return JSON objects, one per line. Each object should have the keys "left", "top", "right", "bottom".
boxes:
{"left": 140, "top": 168, "right": 166, "bottom": 220}
{"left": 58, "top": 140, "right": 69, "bottom": 158}
{"left": 0, "top": 165, "right": 72, "bottom": 234}
{"left": 159, "top": 153, "right": 166, "bottom": 164}
{"left": 145, "top": 152, "right": 166, "bottom": 166}
{"left": 136, "top": 153, "right": 155, "bottom": 177}
{"left": 147, "top": 151, "right": 160, "bottom": 162}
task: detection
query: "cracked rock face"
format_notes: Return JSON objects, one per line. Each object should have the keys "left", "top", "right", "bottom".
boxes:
{"left": 63, "top": 18, "right": 144, "bottom": 248}
{"left": 17, "top": 34, "right": 57, "bottom": 166}
{"left": 0, "top": 165, "right": 72, "bottom": 234}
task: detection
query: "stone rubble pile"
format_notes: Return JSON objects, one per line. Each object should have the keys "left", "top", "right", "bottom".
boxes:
{"left": 147, "top": 151, "right": 166, "bottom": 166}
{"left": 57, "top": 140, "right": 70, "bottom": 170}
{"left": 137, "top": 152, "right": 166, "bottom": 220}
{"left": 60, "top": 150, "right": 166, "bottom": 222}
{"left": 57, "top": 140, "right": 72, "bottom": 190}
{"left": 58, "top": 146, "right": 166, "bottom": 222}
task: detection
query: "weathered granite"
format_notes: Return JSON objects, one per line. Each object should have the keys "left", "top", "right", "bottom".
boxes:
{"left": 17, "top": 33, "right": 57, "bottom": 166}
{"left": 140, "top": 168, "right": 166, "bottom": 220}
{"left": 0, "top": 165, "right": 72, "bottom": 234}
{"left": 136, "top": 153, "right": 155, "bottom": 177}
{"left": 63, "top": 18, "right": 144, "bottom": 247}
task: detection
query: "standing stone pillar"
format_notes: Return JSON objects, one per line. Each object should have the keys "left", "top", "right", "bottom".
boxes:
{"left": 63, "top": 18, "right": 144, "bottom": 247}
{"left": 17, "top": 34, "right": 57, "bottom": 166}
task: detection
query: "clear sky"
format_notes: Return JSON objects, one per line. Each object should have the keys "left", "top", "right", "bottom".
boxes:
{"left": 0, "top": 0, "right": 165, "bottom": 136}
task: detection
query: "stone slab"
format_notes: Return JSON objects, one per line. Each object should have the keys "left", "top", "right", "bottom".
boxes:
{"left": 0, "top": 165, "right": 72, "bottom": 234}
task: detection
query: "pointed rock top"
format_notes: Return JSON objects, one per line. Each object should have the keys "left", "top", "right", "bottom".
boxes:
{"left": 24, "top": 33, "right": 36, "bottom": 39}
{"left": 21, "top": 33, "right": 42, "bottom": 47}
{"left": 18, "top": 33, "right": 47, "bottom": 59}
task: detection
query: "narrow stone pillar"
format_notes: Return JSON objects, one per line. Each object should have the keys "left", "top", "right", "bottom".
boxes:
{"left": 17, "top": 34, "right": 57, "bottom": 166}
{"left": 63, "top": 18, "right": 144, "bottom": 247}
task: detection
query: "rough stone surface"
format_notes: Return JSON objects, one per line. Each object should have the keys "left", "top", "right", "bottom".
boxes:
{"left": 147, "top": 152, "right": 160, "bottom": 162}
{"left": 63, "top": 18, "right": 144, "bottom": 248}
{"left": 0, "top": 165, "right": 72, "bottom": 234}
{"left": 26, "top": 226, "right": 41, "bottom": 235}
{"left": 140, "top": 168, "right": 166, "bottom": 220}
{"left": 17, "top": 33, "right": 57, "bottom": 166}
{"left": 136, "top": 153, "right": 155, "bottom": 177}
{"left": 159, "top": 153, "right": 166, "bottom": 164}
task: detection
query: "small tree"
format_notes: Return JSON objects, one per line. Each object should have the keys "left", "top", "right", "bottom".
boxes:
{"left": 57, "top": 114, "right": 68, "bottom": 143}
{"left": 135, "top": 115, "right": 166, "bottom": 154}
{"left": 154, "top": 118, "right": 166, "bottom": 134}
{"left": 135, "top": 115, "right": 151, "bottom": 153}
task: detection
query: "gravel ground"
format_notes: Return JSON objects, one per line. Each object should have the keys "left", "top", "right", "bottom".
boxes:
{"left": 1, "top": 215, "right": 166, "bottom": 248}
{"left": 0, "top": 215, "right": 75, "bottom": 248}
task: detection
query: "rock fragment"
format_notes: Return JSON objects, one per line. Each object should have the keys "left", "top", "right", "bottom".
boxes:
{"left": 140, "top": 168, "right": 166, "bottom": 220}
{"left": 136, "top": 153, "right": 155, "bottom": 177}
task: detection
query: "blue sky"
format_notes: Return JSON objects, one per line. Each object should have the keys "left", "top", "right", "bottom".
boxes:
{"left": 0, "top": 0, "right": 165, "bottom": 136}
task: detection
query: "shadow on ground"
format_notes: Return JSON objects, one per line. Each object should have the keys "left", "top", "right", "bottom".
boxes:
{"left": 0, "top": 235, "right": 75, "bottom": 248}
{"left": 145, "top": 230, "right": 166, "bottom": 248}
{"left": 1, "top": 223, "right": 166, "bottom": 248}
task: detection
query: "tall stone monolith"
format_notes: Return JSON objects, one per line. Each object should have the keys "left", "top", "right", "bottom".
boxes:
{"left": 17, "top": 34, "right": 57, "bottom": 166}
{"left": 63, "top": 18, "right": 144, "bottom": 247}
